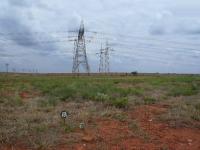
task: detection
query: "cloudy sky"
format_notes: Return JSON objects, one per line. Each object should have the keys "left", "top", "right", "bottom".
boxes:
{"left": 0, "top": 0, "right": 200, "bottom": 73}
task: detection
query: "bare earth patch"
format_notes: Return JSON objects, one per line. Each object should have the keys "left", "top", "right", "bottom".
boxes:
{"left": 55, "top": 104, "right": 200, "bottom": 150}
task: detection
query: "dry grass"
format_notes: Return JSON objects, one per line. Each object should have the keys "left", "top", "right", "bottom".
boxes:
{"left": 159, "top": 95, "right": 200, "bottom": 128}
{"left": 0, "top": 74, "right": 200, "bottom": 149}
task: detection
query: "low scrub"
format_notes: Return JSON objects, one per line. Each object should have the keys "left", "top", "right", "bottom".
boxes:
{"left": 128, "top": 120, "right": 150, "bottom": 141}
{"left": 94, "top": 92, "right": 110, "bottom": 102}
{"left": 51, "top": 86, "right": 76, "bottom": 101}
{"left": 160, "top": 99, "right": 200, "bottom": 127}
{"left": 112, "top": 113, "right": 128, "bottom": 122}
{"left": 38, "top": 97, "right": 59, "bottom": 107}
{"left": 144, "top": 97, "right": 156, "bottom": 104}
{"left": 109, "top": 97, "right": 128, "bottom": 108}
{"left": 168, "top": 83, "right": 198, "bottom": 97}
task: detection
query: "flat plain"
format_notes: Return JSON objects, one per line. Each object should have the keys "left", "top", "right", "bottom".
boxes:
{"left": 0, "top": 74, "right": 200, "bottom": 150}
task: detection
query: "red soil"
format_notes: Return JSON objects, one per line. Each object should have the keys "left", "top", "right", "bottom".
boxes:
{"left": 1, "top": 142, "right": 27, "bottom": 150}
{"left": 19, "top": 91, "right": 31, "bottom": 99}
{"left": 61, "top": 104, "right": 200, "bottom": 150}
{"left": 2, "top": 104, "right": 200, "bottom": 150}
{"left": 19, "top": 91, "right": 40, "bottom": 99}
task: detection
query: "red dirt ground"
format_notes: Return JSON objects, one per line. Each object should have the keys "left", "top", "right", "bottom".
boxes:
{"left": 19, "top": 91, "right": 40, "bottom": 99}
{"left": 59, "top": 104, "right": 200, "bottom": 150}
{"left": 2, "top": 104, "right": 200, "bottom": 150}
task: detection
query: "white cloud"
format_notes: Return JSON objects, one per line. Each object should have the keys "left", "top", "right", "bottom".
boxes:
{"left": 0, "top": 0, "right": 200, "bottom": 73}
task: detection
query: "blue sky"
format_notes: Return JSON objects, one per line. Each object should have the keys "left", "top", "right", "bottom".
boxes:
{"left": 0, "top": 0, "right": 200, "bottom": 73}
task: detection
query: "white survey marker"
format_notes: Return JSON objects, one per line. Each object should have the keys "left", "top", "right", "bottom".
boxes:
{"left": 60, "top": 111, "right": 69, "bottom": 118}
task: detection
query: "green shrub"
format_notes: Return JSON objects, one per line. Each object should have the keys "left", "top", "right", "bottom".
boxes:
{"left": 63, "top": 123, "right": 76, "bottom": 133}
{"left": 131, "top": 88, "right": 144, "bottom": 96}
{"left": 115, "top": 88, "right": 131, "bottom": 97}
{"left": 64, "top": 125, "right": 75, "bottom": 133}
{"left": 128, "top": 120, "right": 139, "bottom": 131}
{"left": 34, "top": 124, "right": 48, "bottom": 133}
{"left": 113, "top": 80, "right": 119, "bottom": 84}
{"left": 94, "top": 93, "right": 110, "bottom": 102}
{"left": 52, "top": 87, "right": 75, "bottom": 101}
{"left": 195, "top": 103, "right": 200, "bottom": 111}
{"left": 128, "top": 120, "right": 150, "bottom": 141}
{"left": 7, "top": 94, "right": 24, "bottom": 106}
{"left": 144, "top": 97, "right": 156, "bottom": 104}
{"left": 191, "top": 111, "right": 200, "bottom": 121}
{"left": 38, "top": 98, "right": 58, "bottom": 107}
{"left": 169, "top": 84, "right": 198, "bottom": 97}
{"left": 110, "top": 97, "right": 128, "bottom": 108}
{"left": 113, "top": 113, "right": 128, "bottom": 122}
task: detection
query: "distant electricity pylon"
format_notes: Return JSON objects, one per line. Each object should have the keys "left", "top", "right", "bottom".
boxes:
{"left": 98, "top": 44, "right": 104, "bottom": 73}
{"left": 72, "top": 20, "right": 90, "bottom": 74}
{"left": 5, "top": 63, "right": 9, "bottom": 73}
{"left": 12, "top": 68, "right": 16, "bottom": 73}
{"left": 97, "top": 41, "right": 114, "bottom": 73}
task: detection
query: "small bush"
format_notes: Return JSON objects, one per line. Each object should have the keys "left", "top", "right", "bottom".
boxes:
{"left": 62, "top": 123, "right": 76, "bottom": 133}
{"left": 169, "top": 84, "right": 198, "bottom": 97}
{"left": 81, "top": 91, "right": 94, "bottom": 100}
{"left": 160, "top": 101, "right": 200, "bottom": 127}
{"left": 191, "top": 111, "right": 200, "bottom": 121}
{"left": 144, "top": 97, "right": 156, "bottom": 104}
{"left": 113, "top": 81, "right": 119, "bottom": 84}
{"left": 38, "top": 98, "right": 58, "bottom": 107}
{"left": 94, "top": 93, "right": 110, "bottom": 102}
{"left": 131, "top": 88, "right": 144, "bottom": 96}
{"left": 195, "top": 103, "right": 200, "bottom": 111}
{"left": 128, "top": 120, "right": 139, "bottom": 131}
{"left": 64, "top": 125, "right": 75, "bottom": 133}
{"left": 109, "top": 97, "right": 128, "bottom": 108}
{"left": 34, "top": 124, "right": 48, "bottom": 133}
{"left": 52, "top": 87, "right": 75, "bottom": 101}
{"left": 6, "top": 94, "right": 24, "bottom": 106}
{"left": 128, "top": 120, "right": 150, "bottom": 141}
{"left": 116, "top": 88, "right": 131, "bottom": 97}
{"left": 113, "top": 113, "right": 128, "bottom": 122}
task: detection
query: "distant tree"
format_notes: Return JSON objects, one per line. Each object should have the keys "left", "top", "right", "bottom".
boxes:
{"left": 131, "top": 71, "right": 138, "bottom": 76}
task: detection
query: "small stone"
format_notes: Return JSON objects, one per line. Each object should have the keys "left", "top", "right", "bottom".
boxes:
{"left": 149, "top": 119, "right": 153, "bottom": 122}
{"left": 187, "top": 139, "right": 193, "bottom": 146}
{"left": 82, "top": 135, "right": 94, "bottom": 142}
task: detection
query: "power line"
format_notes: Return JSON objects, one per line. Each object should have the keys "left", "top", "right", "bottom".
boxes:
{"left": 1, "top": 29, "right": 200, "bottom": 46}
{"left": 111, "top": 52, "right": 199, "bottom": 67}
{"left": 88, "top": 30, "right": 200, "bottom": 47}
{"left": 109, "top": 40, "right": 200, "bottom": 57}
{"left": 0, "top": 28, "right": 200, "bottom": 73}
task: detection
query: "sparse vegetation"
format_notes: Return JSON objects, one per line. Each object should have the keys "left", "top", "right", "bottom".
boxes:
{"left": 144, "top": 96, "right": 156, "bottom": 104}
{"left": 109, "top": 97, "right": 128, "bottom": 108}
{"left": 160, "top": 97, "right": 200, "bottom": 127}
{"left": 112, "top": 113, "right": 128, "bottom": 122}
{"left": 128, "top": 120, "right": 150, "bottom": 141}
{"left": 168, "top": 83, "right": 198, "bottom": 97}
{"left": 0, "top": 74, "right": 200, "bottom": 149}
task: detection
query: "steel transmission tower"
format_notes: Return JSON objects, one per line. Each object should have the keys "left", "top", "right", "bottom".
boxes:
{"left": 72, "top": 21, "right": 90, "bottom": 74}
{"left": 104, "top": 41, "right": 110, "bottom": 73}
{"left": 97, "top": 41, "right": 114, "bottom": 73}
{"left": 5, "top": 63, "right": 9, "bottom": 73}
{"left": 98, "top": 44, "right": 104, "bottom": 73}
